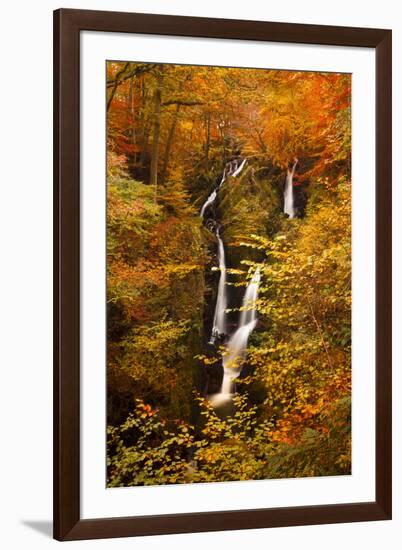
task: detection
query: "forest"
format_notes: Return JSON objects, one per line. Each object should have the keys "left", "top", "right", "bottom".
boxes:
{"left": 106, "top": 61, "right": 352, "bottom": 486}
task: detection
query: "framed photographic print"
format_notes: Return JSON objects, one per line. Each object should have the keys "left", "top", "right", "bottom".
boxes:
{"left": 54, "top": 8, "right": 392, "bottom": 541}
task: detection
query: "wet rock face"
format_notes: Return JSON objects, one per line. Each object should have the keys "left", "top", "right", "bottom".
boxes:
{"left": 294, "top": 186, "right": 308, "bottom": 218}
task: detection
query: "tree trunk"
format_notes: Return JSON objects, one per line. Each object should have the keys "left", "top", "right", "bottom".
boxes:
{"left": 160, "top": 77, "right": 188, "bottom": 183}
{"left": 139, "top": 77, "right": 149, "bottom": 170}
{"left": 161, "top": 103, "right": 181, "bottom": 183}
{"left": 204, "top": 112, "right": 211, "bottom": 168}
{"left": 150, "top": 68, "right": 164, "bottom": 199}
{"left": 127, "top": 75, "right": 137, "bottom": 163}
{"left": 219, "top": 121, "right": 227, "bottom": 163}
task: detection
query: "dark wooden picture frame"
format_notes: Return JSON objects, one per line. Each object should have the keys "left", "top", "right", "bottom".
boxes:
{"left": 54, "top": 8, "right": 392, "bottom": 541}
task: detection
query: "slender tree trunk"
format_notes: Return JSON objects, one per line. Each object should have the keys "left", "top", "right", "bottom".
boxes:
{"left": 126, "top": 78, "right": 132, "bottom": 125}
{"left": 161, "top": 104, "right": 181, "bottom": 183}
{"left": 127, "top": 75, "right": 137, "bottom": 163}
{"left": 204, "top": 112, "right": 211, "bottom": 168}
{"left": 219, "top": 122, "right": 227, "bottom": 163}
{"left": 160, "top": 77, "right": 188, "bottom": 183}
{"left": 150, "top": 68, "right": 164, "bottom": 199}
{"left": 139, "top": 76, "right": 150, "bottom": 170}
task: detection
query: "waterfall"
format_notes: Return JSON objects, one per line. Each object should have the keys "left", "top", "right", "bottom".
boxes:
{"left": 211, "top": 267, "right": 261, "bottom": 406}
{"left": 201, "top": 158, "right": 246, "bottom": 216}
{"left": 232, "top": 158, "right": 247, "bottom": 178}
{"left": 283, "top": 159, "right": 298, "bottom": 218}
{"left": 219, "top": 168, "right": 227, "bottom": 186}
{"left": 220, "top": 158, "right": 247, "bottom": 187}
{"left": 200, "top": 188, "right": 217, "bottom": 218}
{"left": 201, "top": 154, "right": 259, "bottom": 407}
{"left": 210, "top": 229, "right": 228, "bottom": 342}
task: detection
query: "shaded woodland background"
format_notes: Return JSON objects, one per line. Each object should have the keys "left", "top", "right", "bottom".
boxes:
{"left": 106, "top": 62, "right": 352, "bottom": 486}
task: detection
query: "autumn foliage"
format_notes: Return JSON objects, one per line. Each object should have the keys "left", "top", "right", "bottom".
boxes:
{"left": 106, "top": 61, "right": 351, "bottom": 485}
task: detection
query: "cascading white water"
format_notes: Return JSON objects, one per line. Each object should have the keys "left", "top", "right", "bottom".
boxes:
{"left": 210, "top": 229, "right": 228, "bottom": 341}
{"left": 219, "top": 169, "right": 227, "bottom": 186}
{"left": 201, "top": 158, "right": 244, "bottom": 218}
{"left": 201, "top": 155, "right": 259, "bottom": 407}
{"left": 211, "top": 267, "right": 261, "bottom": 406}
{"left": 232, "top": 158, "right": 247, "bottom": 178}
{"left": 200, "top": 188, "right": 217, "bottom": 218}
{"left": 220, "top": 158, "right": 247, "bottom": 187}
{"left": 283, "top": 159, "right": 298, "bottom": 218}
